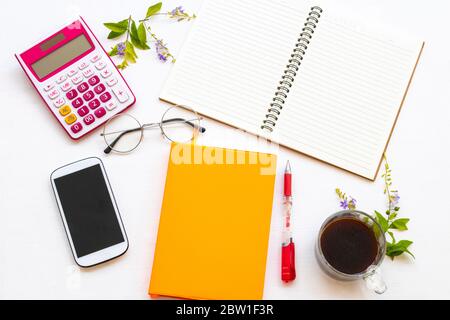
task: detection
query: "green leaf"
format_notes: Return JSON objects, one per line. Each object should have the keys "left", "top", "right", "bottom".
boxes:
{"left": 124, "top": 41, "right": 138, "bottom": 63}
{"left": 108, "top": 45, "right": 118, "bottom": 56}
{"left": 375, "top": 211, "right": 389, "bottom": 233}
{"left": 129, "top": 21, "right": 150, "bottom": 50}
{"left": 146, "top": 2, "right": 162, "bottom": 18}
{"left": 103, "top": 19, "right": 128, "bottom": 32}
{"left": 386, "top": 240, "right": 414, "bottom": 259}
{"left": 390, "top": 218, "right": 409, "bottom": 231}
{"left": 388, "top": 212, "right": 398, "bottom": 221}
{"left": 130, "top": 21, "right": 142, "bottom": 48}
{"left": 387, "top": 231, "right": 396, "bottom": 243}
{"left": 117, "top": 60, "right": 129, "bottom": 70}
{"left": 137, "top": 22, "right": 148, "bottom": 48}
{"left": 107, "top": 30, "right": 126, "bottom": 39}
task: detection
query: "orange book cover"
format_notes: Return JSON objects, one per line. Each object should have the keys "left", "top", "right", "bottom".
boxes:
{"left": 149, "top": 143, "right": 277, "bottom": 299}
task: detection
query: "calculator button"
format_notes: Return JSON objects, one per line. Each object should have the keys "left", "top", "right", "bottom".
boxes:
{"left": 88, "top": 75, "right": 100, "bottom": 86}
{"left": 94, "top": 60, "right": 107, "bottom": 70}
{"left": 56, "top": 75, "right": 67, "bottom": 84}
{"left": 71, "top": 122, "right": 83, "bottom": 134}
{"left": 99, "top": 92, "right": 112, "bottom": 103}
{"left": 66, "top": 89, "right": 78, "bottom": 100}
{"left": 106, "top": 77, "right": 118, "bottom": 87}
{"left": 100, "top": 69, "right": 112, "bottom": 79}
{"left": 82, "top": 68, "right": 95, "bottom": 78}
{"left": 72, "top": 97, "right": 83, "bottom": 108}
{"left": 105, "top": 101, "right": 117, "bottom": 111}
{"left": 90, "top": 54, "right": 101, "bottom": 63}
{"left": 77, "top": 106, "right": 89, "bottom": 117}
{"left": 83, "top": 114, "right": 95, "bottom": 125}
{"left": 67, "top": 68, "right": 78, "bottom": 77}
{"left": 78, "top": 61, "right": 89, "bottom": 70}
{"left": 53, "top": 97, "right": 65, "bottom": 108}
{"left": 112, "top": 87, "right": 129, "bottom": 103}
{"left": 60, "top": 81, "right": 72, "bottom": 92}
{"left": 71, "top": 75, "right": 83, "bottom": 85}
{"left": 77, "top": 82, "right": 89, "bottom": 93}
{"left": 83, "top": 90, "right": 95, "bottom": 101}
{"left": 43, "top": 83, "right": 55, "bottom": 91}
{"left": 94, "top": 83, "right": 106, "bottom": 95}
{"left": 59, "top": 105, "right": 71, "bottom": 116}
{"left": 88, "top": 98, "right": 101, "bottom": 110}
{"left": 94, "top": 107, "right": 106, "bottom": 118}
{"left": 65, "top": 113, "right": 77, "bottom": 125}
{"left": 48, "top": 89, "right": 60, "bottom": 100}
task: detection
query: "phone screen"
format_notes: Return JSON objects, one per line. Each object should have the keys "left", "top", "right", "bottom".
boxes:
{"left": 54, "top": 164, "right": 124, "bottom": 258}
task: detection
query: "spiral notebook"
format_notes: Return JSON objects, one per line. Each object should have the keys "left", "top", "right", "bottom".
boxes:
{"left": 160, "top": 0, "right": 424, "bottom": 180}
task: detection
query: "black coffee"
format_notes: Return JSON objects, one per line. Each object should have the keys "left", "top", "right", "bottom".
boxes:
{"left": 320, "top": 218, "right": 378, "bottom": 275}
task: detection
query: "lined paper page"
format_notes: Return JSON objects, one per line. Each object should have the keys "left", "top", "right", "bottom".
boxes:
{"left": 276, "top": 12, "right": 423, "bottom": 179}
{"left": 160, "top": 0, "right": 308, "bottom": 135}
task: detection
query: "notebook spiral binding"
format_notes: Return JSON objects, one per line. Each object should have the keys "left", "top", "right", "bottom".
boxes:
{"left": 261, "top": 6, "right": 323, "bottom": 132}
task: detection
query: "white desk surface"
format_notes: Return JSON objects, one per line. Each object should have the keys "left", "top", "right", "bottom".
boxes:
{"left": 1, "top": 0, "right": 448, "bottom": 299}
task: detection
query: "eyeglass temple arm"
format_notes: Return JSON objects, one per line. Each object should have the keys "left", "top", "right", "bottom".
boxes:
{"left": 103, "top": 127, "right": 142, "bottom": 154}
{"left": 143, "top": 118, "right": 206, "bottom": 133}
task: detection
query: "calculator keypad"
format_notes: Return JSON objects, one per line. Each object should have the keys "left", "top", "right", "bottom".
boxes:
{"left": 99, "top": 92, "right": 111, "bottom": 103}
{"left": 77, "top": 106, "right": 89, "bottom": 117}
{"left": 88, "top": 99, "right": 100, "bottom": 110}
{"left": 71, "top": 122, "right": 83, "bottom": 134}
{"left": 66, "top": 89, "right": 78, "bottom": 100}
{"left": 53, "top": 97, "right": 65, "bottom": 108}
{"left": 71, "top": 75, "right": 83, "bottom": 85}
{"left": 65, "top": 113, "right": 77, "bottom": 125}
{"left": 94, "top": 83, "right": 106, "bottom": 95}
{"left": 59, "top": 105, "right": 71, "bottom": 116}
{"left": 88, "top": 75, "right": 100, "bottom": 86}
{"left": 83, "top": 90, "right": 95, "bottom": 101}
{"left": 41, "top": 50, "right": 133, "bottom": 138}
{"left": 77, "top": 82, "right": 89, "bottom": 93}
{"left": 82, "top": 68, "right": 95, "bottom": 78}
{"left": 72, "top": 97, "right": 83, "bottom": 108}
{"left": 48, "top": 89, "right": 60, "bottom": 100}
{"left": 83, "top": 114, "right": 95, "bottom": 125}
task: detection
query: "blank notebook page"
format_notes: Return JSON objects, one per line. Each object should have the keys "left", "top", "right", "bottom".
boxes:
{"left": 160, "top": 0, "right": 307, "bottom": 135}
{"left": 160, "top": 0, "right": 424, "bottom": 180}
{"left": 276, "top": 13, "right": 424, "bottom": 179}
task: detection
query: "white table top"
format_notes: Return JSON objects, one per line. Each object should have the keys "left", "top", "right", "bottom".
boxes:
{"left": 1, "top": 0, "right": 448, "bottom": 299}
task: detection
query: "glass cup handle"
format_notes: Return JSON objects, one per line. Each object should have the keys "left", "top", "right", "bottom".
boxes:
{"left": 363, "top": 266, "right": 387, "bottom": 294}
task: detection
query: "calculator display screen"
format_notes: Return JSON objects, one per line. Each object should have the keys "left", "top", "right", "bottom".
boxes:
{"left": 54, "top": 164, "right": 124, "bottom": 258}
{"left": 31, "top": 34, "right": 92, "bottom": 79}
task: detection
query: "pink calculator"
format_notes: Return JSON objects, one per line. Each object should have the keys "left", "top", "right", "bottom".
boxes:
{"left": 15, "top": 17, "right": 136, "bottom": 140}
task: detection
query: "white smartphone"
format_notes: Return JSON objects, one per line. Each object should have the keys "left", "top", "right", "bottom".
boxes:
{"left": 51, "top": 157, "right": 128, "bottom": 267}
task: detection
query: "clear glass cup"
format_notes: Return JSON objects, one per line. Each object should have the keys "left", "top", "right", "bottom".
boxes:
{"left": 315, "top": 210, "right": 387, "bottom": 294}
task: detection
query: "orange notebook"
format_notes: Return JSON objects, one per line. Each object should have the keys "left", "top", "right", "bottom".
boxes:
{"left": 149, "top": 143, "right": 277, "bottom": 300}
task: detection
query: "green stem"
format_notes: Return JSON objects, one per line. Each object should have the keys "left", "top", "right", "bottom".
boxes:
{"left": 383, "top": 153, "right": 393, "bottom": 216}
{"left": 139, "top": 13, "right": 170, "bottom": 22}
{"left": 125, "top": 15, "right": 132, "bottom": 44}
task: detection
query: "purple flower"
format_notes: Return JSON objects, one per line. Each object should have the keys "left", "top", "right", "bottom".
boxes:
{"left": 155, "top": 39, "right": 171, "bottom": 62}
{"left": 340, "top": 199, "right": 348, "bottom": 209}
{"left": 158, "top": 53, "right": 167, "bottom": 61}
{"left": 391, "top": 192, "right": 400, "bottom": 206}
{"left": 171, "top": 6, "right": 184, "bottom": 15}
{"left": 348, "top": 197, "right": 356, "bottom": 209}
{"left": 117, "top": 42, "right": 126, "bottom": 57}
{"left": 155, "top": 40, "right": 164, "bottom": 53}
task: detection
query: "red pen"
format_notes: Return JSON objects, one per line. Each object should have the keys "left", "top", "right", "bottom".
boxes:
{"left": 282, "top": 160, "right": 296, "bottom": 282}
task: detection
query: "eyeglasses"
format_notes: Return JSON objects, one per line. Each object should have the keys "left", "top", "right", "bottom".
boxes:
{"left": 101, "top": 105, "right": 205, "bottom": 154}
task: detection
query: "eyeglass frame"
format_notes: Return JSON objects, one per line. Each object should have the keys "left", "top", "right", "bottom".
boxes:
{"left": 101, "top": 106, "right": 206, "bottom": 154}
